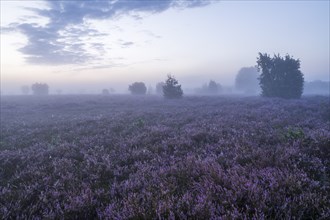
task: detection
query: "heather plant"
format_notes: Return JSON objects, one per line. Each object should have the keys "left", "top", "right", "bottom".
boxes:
{"left": 0, "top": 95, "right": 329, "bottom": 219}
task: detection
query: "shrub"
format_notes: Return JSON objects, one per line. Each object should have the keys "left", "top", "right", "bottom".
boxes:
{"left": 31, "top": 83, "right": 49, "bottom": 95}
{"left": 163, "top": 75, "right": 183, "bottom": 99}
{"left": 129, "top": 82, "right": 147, "bottom": 95}
{"left": 257, "top": 53, "right": 304, "bottom": 99}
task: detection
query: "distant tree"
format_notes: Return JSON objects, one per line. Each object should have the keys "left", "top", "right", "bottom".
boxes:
{"left": 257, "top": 53, "right": 304, "bottom": 99}
{"left": 31, "top": 83, "right": 49, "bottom": 95}
{"left": 208, "top": 80, "right": 222, "bottom": 94}
{"left": 102, "top": 89, "right": 110, "bottom": 95}
{"left": 21, "top": 85, "right": 30, "bottom": 95}
{"left": 156, "top": 82, "right": 165, "bottom": 95}
{"left": 195, "top": 80, "right": 222, "bottom": 95}
{"left": 163, "top": 75, "right": 183, "bottom": 99}
{"left": 235, "top": 67, "right": 259, "bottom": 94}
{"left": 129, "top": 82, "right": 147, "bottom": 95}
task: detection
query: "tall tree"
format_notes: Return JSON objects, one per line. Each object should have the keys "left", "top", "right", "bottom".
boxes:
{"left": 163, "top": 75, "right": 183, "bottom": 99}
{"left": 257, "top": 53, "right": 304, "bottom": 99}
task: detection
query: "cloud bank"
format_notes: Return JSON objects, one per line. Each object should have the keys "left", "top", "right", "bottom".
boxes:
{"left": 5, "top": 0, "right": 212, "bottom": 65}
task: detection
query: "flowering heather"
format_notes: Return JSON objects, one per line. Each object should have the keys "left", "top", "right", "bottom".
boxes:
{"left": 0, "top": 95, "right": 329, "bottom": 219}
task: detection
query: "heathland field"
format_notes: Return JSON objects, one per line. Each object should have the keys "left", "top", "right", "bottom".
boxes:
{"left": 0, "top": 95, "right": 329, "bottom": 219}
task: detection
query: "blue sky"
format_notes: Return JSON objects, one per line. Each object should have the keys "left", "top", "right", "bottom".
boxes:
{"left": 1, "top": 0, "right": 329, "bottom": 94}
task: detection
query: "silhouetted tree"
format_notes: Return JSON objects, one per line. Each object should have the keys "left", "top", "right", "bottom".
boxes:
{"left": 21, "top": 85, "right": 30, "bottom": 95}
{"left": 257, "top": 53, "right": 304, "bottom": 99}
{"left": 31, "top": 83, "right": 49, "bottom": 95}
{"left": 235, "top": 67, "right": 259, "bottom": 94}
{"left": 208, "top": 80, "right": 222, "bottom": 94}
{"left": 163, "top": 75, "right": 183, "bottom": 99}
{"left": 129, "top": 82, "right": 147, "bottom": 95}
{"left": 156, "top": 82, "right": 165, "bottom": 95}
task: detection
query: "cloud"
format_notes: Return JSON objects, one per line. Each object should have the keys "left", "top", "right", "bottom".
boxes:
{"left": 121, "top": 41, "right": 134, "bottom": 48}
{"left": 6, "top": 0, "right": 213, "bottom": 65}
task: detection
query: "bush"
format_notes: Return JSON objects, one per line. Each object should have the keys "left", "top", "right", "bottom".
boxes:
{"left": 129, "top": 82, "right": 147, "bottom": 95}
{"left": 31, "top": 83, "right": 49, "bottom": 95}
{"left": 163, "top": 75, "right": 183, "bottom": 99}
{"left": 257, "top": 53, "right": 304, "bottom": 99}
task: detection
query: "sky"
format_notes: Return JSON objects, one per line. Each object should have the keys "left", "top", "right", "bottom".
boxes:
{"left": 1, "top": 0, "right": 329, "bottom": 94}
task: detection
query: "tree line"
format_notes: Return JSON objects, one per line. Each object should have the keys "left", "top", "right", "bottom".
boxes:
{"left": 22, "top": 53, "right": 314, "bottom": 99}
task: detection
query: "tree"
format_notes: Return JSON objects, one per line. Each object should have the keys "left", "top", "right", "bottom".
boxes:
{"left": 208, "top": 80, "right": 222, "bottom": 94}
{"left": 235, "top": 67, "right": 259, "bottom": 94}
{"left": 195, "top": 80, "right": 222, "bottom": 95}
{"left": 257, "top": 53, "right": 304, "bottom": 99}
{"left": 21, "top": 85, "right": 30, "bottom": 95}
{"left": 128, "top": 82, "right": 147, "bottom": 95}
{"left": 163, "top": 75, "right": 183, "bottom": 99}
{"left": 31, "top": 83, "right": 49, "bottom": 95}
{"left": 102, "top": 89, "right": 110, "bottom": 95}
{"left": 156, "top": 82, "right": 165, "bottom": 95}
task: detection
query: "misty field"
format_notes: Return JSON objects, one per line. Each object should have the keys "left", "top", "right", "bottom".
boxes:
{"left": 0, "top": 95, "right": 329, "bottom": 219}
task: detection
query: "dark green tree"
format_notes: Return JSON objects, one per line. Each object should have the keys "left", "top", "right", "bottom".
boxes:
{"left": 163, "top": 75, "right": 183, "bottom": 99}
{"left": 129, "top": 82, "right": 147, "bottom": 95}
{"left": 257, "top": 53, "right": 304, "bottom": 99}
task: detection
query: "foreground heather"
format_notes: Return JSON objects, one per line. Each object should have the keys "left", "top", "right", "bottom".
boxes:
{"left": 0, "top": 95, "right": 329, "bottom": 219}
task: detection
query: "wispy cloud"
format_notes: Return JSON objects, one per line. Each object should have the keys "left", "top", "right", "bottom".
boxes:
{"left": 3, "top": 0, "right": 212, "bottom": 65}
{"left": 120, "top": 41, "right": 134, "bottom": 48}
